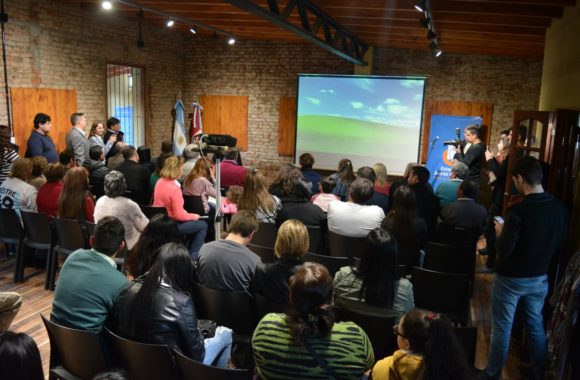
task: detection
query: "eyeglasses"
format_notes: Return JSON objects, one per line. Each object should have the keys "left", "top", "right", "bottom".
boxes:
{"left": 392, "top": 325, "right": 405, "bottom": 338}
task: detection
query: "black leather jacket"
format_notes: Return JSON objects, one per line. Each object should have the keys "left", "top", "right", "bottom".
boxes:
{"left": 111, "top": 278, "right": 205, "bottom": 362}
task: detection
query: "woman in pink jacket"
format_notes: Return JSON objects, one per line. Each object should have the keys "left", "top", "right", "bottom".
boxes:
{"left": 153, "top": 156, "right": 207, "bottom": 259}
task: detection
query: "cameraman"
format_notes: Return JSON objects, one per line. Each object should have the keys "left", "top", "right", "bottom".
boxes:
{"left": 453, "top": 125, "right": 486, "bottom": 186}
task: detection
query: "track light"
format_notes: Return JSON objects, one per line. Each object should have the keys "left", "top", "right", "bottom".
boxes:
{"left": 427, "top": 29, "right": 437, "bottom": 40}
{"left": 189, "top": 27, "right": 197, "bottom": 34}
{"left": 420, "top": 16, "right": 431, "bottom": 28}
{"left": 429, "top": 40, "right": 437, "bottom": 50}
{"left": 166, "top": 20, "right": 175, "bottom": 27}
{"left": 434, "top": 49, "right": 442, "bottom": 57}
{"left": 414, "top": 1, "right": 426, "bottom": 12}
{"left": 228, "top": 37, "right": 236, "bottom": 45}
{"left": 102, "top": 1, "right": 112, "bottom": 10}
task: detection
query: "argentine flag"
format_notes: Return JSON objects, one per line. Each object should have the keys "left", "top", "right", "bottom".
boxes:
{"left": 173, "top": 100, "right": 187, "bottom": 155}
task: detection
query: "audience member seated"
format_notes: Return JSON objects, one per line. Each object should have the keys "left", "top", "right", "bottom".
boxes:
{"left": 276, "top": 181, "right": 326, "bottom": 230}
{"left": 253, "top": 262, "right": 374, "bottom": 378}
{"left": 112, "top": 243, "right": 233, "bottom": 368}
{"left": 0, "top": 292, "right": 22, "bottom": 331}
{"left": 435, "top": 162, "right": 468, "bottom": 207}
{"left": 269, "top": 165, "right": 307, "bottom": 204}
{"left": 86, "top": 145, "right": 111, "bottom": 199}
{"left": 153, "top": 156, "right": 207, "bottom": 259}
{"left": 196, "top": 210, "right": 260, "bottom": 296}
{"left": 357, "top": 166, "right": 389, "bottom": 214}
{"left": 373, "top": 162, "right": 390, "bottom": 196}
{"left": 89, "top": 120, "right": 115, "bottom": 157}
{"left": 116, "top": 146, "right": 150, "bottom": 205}
{"left": 59, "top": 149, "right": 76, "bottom": 171}
{"left": 382, "top": 186, "right": 428, "bottom": 269}
{"left": 58, "top": 166, "right": 95, "bottom": 223}
{"left": 238, "top": 170, "right": 281, "bottom": 223}
{"left": 299, "top": 153, "right": 321, "bottom": 195}
{"left": 252, "top": 219, "right": 307, "bottom": 303}
{"left": 107, "top": 141, "right": 126, "bottom": 170}
{"left": 149, "top": 151, "right": 169, "bottom": 195}
{"left": 28, "top": 156, "right": 47, "bottom": 190}
{"left": 0, "top": 331, "right": 44, "bottom": 380}
{"left": 36, "top": 163, "right": 65, "bottom": 218}
{"left": 51, "top": 216, "right": 127, "bottom": 333}
{"left": 182, "top": 157, "right": 217, "bottom": 215}
{"left": 94, "top": 171, "right": 149, "bottom": 251}
{"left": 125, "top": 214, "right": 181, "bottom": 279}
{"left": 0, "top": 158, "right": 37, "bottom": 217}
{"left": 329, "top": 158, "right": 355, "bottom": 201}
{"left": 440, "top": 180, "right": 487, "bottom": 230}
{"left": 221, "top": 185, "right": 242, "bottom": 215}
{"left": 310, "top": 176, "right": 340, "bottom": 212}
{"left": 0, "top": 124, "right": 19, "bottom": 187}
{"left": 219, "top": 149, "right": 247, "bottom": 189}
{"left": 388, "top": 162, "right": 415, "bottom": 211}
{"left": 181, "top": 143, "right": 198, "bottom": 181}
{"left": 149, "top": 140, "right": 173, "bottom": 173}
{"left": 327, "top": 178, "right": 384, "bottom": 238}
{"left": 334, "top": 228, "right": 414, "bottom": 320}
{"left": 371, "top": 309, "right": 472, "bottom": 380}
{"left": 407, "top": 165, "right": 439, "bottom": 237}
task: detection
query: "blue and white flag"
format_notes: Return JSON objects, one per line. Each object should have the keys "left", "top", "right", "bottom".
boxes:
{"left": 173, "top": 100, "right": 187, "bottom": 155}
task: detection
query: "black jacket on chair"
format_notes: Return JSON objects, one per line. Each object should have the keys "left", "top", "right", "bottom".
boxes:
{"left": 116, "top": 160, "right": 151, "bottom": 205}
{"left": 111, "top": 278, "right": 205, "bottom": 362}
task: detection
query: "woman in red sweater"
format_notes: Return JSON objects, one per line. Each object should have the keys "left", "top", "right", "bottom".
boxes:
{"left": 37, "top": 163, "right": 65, "bottom": 218}
{"left": 153, "top": 156, "right": 208, "bottom": 259}
{"left": 58, "top": 166, "right": 95, "bottom": 223}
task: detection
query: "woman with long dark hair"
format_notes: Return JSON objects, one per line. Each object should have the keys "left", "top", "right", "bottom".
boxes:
{"left": 253, "top": 262, "right": 374, "bottom": 378}
{"left": 0, "top": 125, "right": 18, "bottom": 186}
{"left": 58, "top": 166, "right": 95, "bottom": 222}
{"left": 125, "top": 214, "right": 181, "bottom": 279}
{"left": 113, "top": 243, "right": 233, "bottom": 367}
{"left": 0, "top": 331, "right": 44, "bottom": 380}
{"left": 381, "top": 186, "right": 428, "bottom": 270}
{"left": 371, "top": 309, "right": 472, "bottom": 380}
{"left": 238, "top": 169, "right": 281, "bottom": 223}
{"left": 334, "top": 228, "right": 414, "bottom": 319}
{"left": 329, "top": 158, "right": 355, "bottom": 201}
{"left": 269, "top": 164, "right": 304, "bottom": 204}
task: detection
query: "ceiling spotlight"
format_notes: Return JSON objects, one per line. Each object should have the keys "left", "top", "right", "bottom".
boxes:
{"left": 102, "top": 1, "right": 112, "bottom": 10}
{"left": 189, "top": 27, "right": 197, "bottom": 34}
{"left": 414, "top": 1, "right": 426, "bottom": 12}
{"left": 434, "top": 49, "right": 443, "bottom": 57}
{"left": 427, "top": 29, "right": 437, "bottom": 40}
{"left": 429, "top": 40, "right": 437, "bottom": 50}
{"left": 228, "top": 37, "right": 236, "bottom": 45}
{"left": 420, "top": 16, "right": 431, "bottom": 28}
{"left": 166, "top": 20, "right": 175, "bottom": 27}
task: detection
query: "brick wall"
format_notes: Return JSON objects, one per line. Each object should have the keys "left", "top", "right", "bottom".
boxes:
{"left": 0, "top": 0, "right": 184, "bottom": 155}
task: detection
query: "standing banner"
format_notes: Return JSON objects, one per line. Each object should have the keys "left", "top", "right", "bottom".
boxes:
{"left": 426, "top": 114, "right": 482, "bottom": 190}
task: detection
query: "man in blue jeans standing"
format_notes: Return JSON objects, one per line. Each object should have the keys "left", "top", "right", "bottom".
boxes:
{"left": 479, "top": 156, "right": 567, "bottom": 380}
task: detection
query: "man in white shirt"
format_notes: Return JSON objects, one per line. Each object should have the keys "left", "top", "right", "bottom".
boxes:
{"left": 65, "top": 112, "right": 91, "bottom": 166}
{"left": 327, "top": 178, "right": 385, "bottom": 238}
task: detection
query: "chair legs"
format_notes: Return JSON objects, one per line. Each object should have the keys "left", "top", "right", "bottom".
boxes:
{"left": 13, "top": 243, "right": 24, "bottom": 283}
{"left": 44, "top": 248, "right": 54, "bottom": 290}
{"left": 48, "top": 251, "right": 60, "bottom": 291}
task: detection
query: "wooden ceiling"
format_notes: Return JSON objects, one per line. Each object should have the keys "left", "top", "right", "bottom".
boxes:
{"left": 56, "top": 0, "right": 576, "bottom": 59}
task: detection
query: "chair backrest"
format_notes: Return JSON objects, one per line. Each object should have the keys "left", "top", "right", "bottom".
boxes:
{"left": 53, "top": 218, "right": 87, "bottom": 252}
{"left": 337, "top": 308, "right": 397, "bottom": 360}
{"left": 21, "top": 210, "right": 52, "bottom": 248}
{"left": 328, "top": 230, "right": 365, "bottom": 259}
{"left": 412, "top": 267, "right": 471, "bottom": 326}
{"left": 85, "top": 222, "right": 96, "bottom": 238}
{"left": 41, "top": 315, "right": 107, "bottom": 379}
{"left": 435, "top": 223, "right": 480, "bottom": 246}
{"left": 254, "top": 292, "right": 287, "bottom": 320}
{"left": 174, "top": 349, "right": 252, "bottom": 380}
{"left": 183, "top": 194, "right": 207, "bottom": 215}
{"left": 251, "top": 222, "right": 277, "bottom": 248}
{"left": 453, "top": 326, "right": 477, "bottom": 369}
{"left": 195, "top": 284, "right": 256, "bottom": 335}
{"left": 0, "top": 208, "right": 23, "bottom": 243}
{"left": 304, "top": 252, "right": 350, "bottom": 277}
{"left": 306, "top": 225, "right": 322, "bottom": 254}
{"left": 105, "top": 328, "right": 179, "bottom": 380}
{"left": 248, "top": 244, "right": 278, "bottom": 264}
{"left": 423, "top": 242, "right": 476, "bottom": 276}
{"left": 139, "top": 205, "right": 168, "bottom": 219}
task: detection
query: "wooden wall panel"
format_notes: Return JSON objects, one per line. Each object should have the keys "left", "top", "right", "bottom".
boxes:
{"left": 199, "top": 95, "right": 248, "bottom": 151}
{"left": 277, "top": 96, "right": 296, "bottom": 156}
{"left": 421, "top": 100, "right": 493, "bottom": 163}
{"left": 11, "top": 88, "right": 78, "bottom": 155}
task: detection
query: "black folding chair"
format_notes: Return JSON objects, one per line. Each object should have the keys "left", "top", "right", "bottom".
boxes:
{"left": 21, "top": 211, "right": 53, "bottom": 288}
{"left": 49, "top": 218, "right": 89, "bottom": 290}
{"left": 183, "top": 194, "right": 207, "bottom": 215}
{"left": 248, "top": 244, "right": 277, "bottom": 264}
{"left": 175, "top": 349, "right": 252, "bottom": 380}
{"left": 41, "top": 315, "right": 107, "bottom": 380}
{"left": 304, "top": 252, "right": 350, "bottom": 277}
{"left": 254, "top": 292, "right": 288, "bottom": 320}
{"left": 328, "top": 230, "right": 365, "bottom": 259}
{"left": 251, "top": 223, "right": 277, "bottom": 248}
{"left": 306, "top": 225, "right": 322, "bottom": 254}
{"left": 423, "top": 241, "right": 476, "bottom": 296}
{"left": 453, "top": 326, "right": 478, "bottom": 370}
{"left": 435, "top": 223, "right": 480, "bottom": 247}
{"left": 139, "top": 205, "right": 168, "bottom": 219}
{"left": 0, "top": 209, "right": 24, "bottom": 283}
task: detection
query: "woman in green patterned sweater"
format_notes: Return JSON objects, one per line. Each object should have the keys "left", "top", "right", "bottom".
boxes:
{"left": 252, "top": 262, "right": 374, "bottom": 379}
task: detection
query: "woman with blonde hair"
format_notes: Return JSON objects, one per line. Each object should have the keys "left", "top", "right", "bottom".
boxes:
{"left": 182, "top": 157, "right": 216, "bottom": 215}
{"left": 153, "top": 156, "right": 207, "bottom": 258}
{"left": 252, "top": 219, "right": 308, "bottom": 302}
{"left": 58, "top": 167, "right": 94, "bottom": 222}
{"left": 238, "top": 170, "right": 281, "bottom": 223}
{"left": 372, "top": 163, "right": 390, "bottom": 196}
{"left": 88, "top": 120, "right": 116, "bottom": 156}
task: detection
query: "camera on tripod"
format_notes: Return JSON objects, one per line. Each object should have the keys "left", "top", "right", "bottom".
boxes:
{"left": 443, "top": 128, "right": 465, "bottom": 147}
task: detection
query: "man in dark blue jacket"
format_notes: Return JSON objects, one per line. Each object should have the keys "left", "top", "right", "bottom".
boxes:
{"left": 25, "top": 113, "right": 58, "bottom": 163}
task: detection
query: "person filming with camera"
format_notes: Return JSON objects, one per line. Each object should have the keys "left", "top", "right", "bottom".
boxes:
{"left": 453, "top": 125, "right": 486, "bottom": 188}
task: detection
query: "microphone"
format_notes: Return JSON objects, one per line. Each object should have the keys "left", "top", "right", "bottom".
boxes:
{"left": 431, "top": 136, "right": 440, "bottom": 145}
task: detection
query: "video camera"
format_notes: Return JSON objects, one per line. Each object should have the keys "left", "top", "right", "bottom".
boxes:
{"left": 443, "top": 128, "right": 465, "bottom": 147}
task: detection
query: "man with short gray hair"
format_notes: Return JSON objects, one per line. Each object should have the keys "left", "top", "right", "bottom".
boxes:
{"left": 435, "top": 162, "right": 468, "bottom": 207}
{"left": 65, "top": 112, "right": 91, "bottom": 166}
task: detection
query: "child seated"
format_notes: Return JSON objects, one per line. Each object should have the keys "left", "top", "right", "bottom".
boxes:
{"left": 220, "top": 185, "right": 242, "bottom": 214}
{"left": 310, "top": 176, "right": 340, "bottom": 212}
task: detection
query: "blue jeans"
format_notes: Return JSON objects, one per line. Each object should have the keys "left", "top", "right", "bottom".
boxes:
{"left": 177, "top": 220, "right": 207, "bottom": 259}
{"left": 485, "top": 274, "right": 548, "bottom": 379}
{"left": 203, "top": 326, "right": 233, "bottom": 368}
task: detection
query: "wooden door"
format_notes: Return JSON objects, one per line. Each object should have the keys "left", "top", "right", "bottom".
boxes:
{"left": 11, "top": 88, "right": 77, "bottom": 155}
{"left": 198, "top": 95, "right": 248, "bottom": 151}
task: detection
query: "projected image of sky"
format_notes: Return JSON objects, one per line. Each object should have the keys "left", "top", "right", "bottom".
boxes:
{"left": 295, "top": 75, "right": 426, "bottom": 174}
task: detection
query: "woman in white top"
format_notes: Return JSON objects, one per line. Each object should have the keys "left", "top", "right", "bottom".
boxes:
{"left": 94, "top": 170, "right": 149, "bottom": 250}
{"left": 88, "top": 120, "right": 116, "bottom": 156}
{"left": 237, "top": 170, "right": 281, "bottom": 224}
